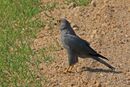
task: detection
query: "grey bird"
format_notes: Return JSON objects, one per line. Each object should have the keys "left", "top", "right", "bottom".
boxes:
{"left": 59, "top": 18, "right": 115, "bottom": 72}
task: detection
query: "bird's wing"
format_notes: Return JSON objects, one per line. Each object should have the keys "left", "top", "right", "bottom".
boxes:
{"left": 84, "top": 44, "right": 109, "bottom": 60}
{"left": 79, "top": 40, "right": 109, "bottom": 60}
{"left": 64, "top": 34, "right": 108, "bottom": 60}
{"left": 64, "top": 34, "right": 87, "bottom": 52}
{"left": 64, "top": 34, "right": 97, "bottom": 54}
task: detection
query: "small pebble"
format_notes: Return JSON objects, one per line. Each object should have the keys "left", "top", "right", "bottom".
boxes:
{"left": 68, "top": 3, "right": 76, "bottom": 9}
{"left": 91, "top": 0, "right": 96, "bottom": 7}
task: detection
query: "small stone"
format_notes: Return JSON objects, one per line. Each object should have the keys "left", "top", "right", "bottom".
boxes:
{"left": 91, "top": 0, "right": 96, "bottom": 7}
{"left": 73, "top": 27, "right": 79, "bottom": 31}
{"left": 79, "top": 32, "right": 85, "bottom": 35}
{"left": 94, "top": 81, "right": 102, "bottom": 87}
{"left": 90, "top": 34, "right": 94, "bottom": 39}
{"left": 128, "top": 8, "right": 130, "bottom": 12}
{"left": 102, "top": 23, "right": 107, "bottom": 27}
{"left": 72, "top": 23, "right": 79, "bottom": 28}
{"left": 100, "top": 73, "right": 104, "bottom": 76}
{"left": 40, "top": 67, "right": 44, "bottom": 70}
{"left": 71, "top": 83, "right": 75, "bottom": 86}
{"left": 127, "top": 78, "right": 130, "bottom": 81}
{"left": 68, "top": 3, "right": 76, "bottom": 9}
{"left": 72, "top": 23, "right": 79, "bottom": 30}
{"left": 36, "top": 75, "right": 40, "bottom": 79}
{"left": 104, "top": 0, "right": 109, "bottom": 4}
{"left": 96, "top": 82, "right": 101, "bottom": 87}
{"left": 126, "top": 81, "right": 130, "bottom": 85}
{"left": 92, "top": 30, "right": 97, "bottom": 34}
{"left": 114, "top": 76, "right": 118, "bottom": 80}
{"left": 125, "top": 34, "right": 128, "bottom": 38}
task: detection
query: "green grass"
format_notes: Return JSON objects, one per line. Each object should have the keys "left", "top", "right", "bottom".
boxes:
{"left": 66, "top": 0, "right": 92, "bottom": 6}
{"left": 0, "top": 0, "right": 92, "bottom": 86}
{"left": 0, "top": 0, "right": 46, "bottom": 86}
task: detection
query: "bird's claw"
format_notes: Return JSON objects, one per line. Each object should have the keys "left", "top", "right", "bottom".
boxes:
{"left": 63, "top": 66, "right": 74, "bottom": 74}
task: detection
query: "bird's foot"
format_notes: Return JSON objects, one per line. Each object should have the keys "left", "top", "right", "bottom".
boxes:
{"left": 63, "top": 66, "right": 73, "bottom": 74}
{"left": 63, "top": 70, "right": 72, "bottom": 74}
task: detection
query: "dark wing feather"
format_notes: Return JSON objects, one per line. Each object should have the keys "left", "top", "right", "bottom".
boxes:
{"left": 91, "top": 56, "right": 115, "bottom": 70}
{"left": 64, "top": 34, "right": 88, "bottom": 53}
{"left": 64, "top": 34, "right": 108, "bottom": 60}
{"left": 64, "top": 34, "right": 97, "bottom": 54}
{"left": 84, "top": 44, "right": 109, "bottom": 60}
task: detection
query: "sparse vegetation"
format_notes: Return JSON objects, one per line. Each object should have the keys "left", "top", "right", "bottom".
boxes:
{"left": 66, "top": 0, "right": 92, "bottom": 6}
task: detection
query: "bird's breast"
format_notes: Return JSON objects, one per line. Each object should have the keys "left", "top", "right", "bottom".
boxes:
{"left": 60, "top": 35, "right": 69, "bottom": 49}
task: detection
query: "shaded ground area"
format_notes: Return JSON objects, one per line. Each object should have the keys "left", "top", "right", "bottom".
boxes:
{"left": 33, "top": 0, "right": 130, "bottom": 87}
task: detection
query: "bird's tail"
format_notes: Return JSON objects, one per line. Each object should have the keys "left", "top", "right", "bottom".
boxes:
{"left": 97, "top": 54, "right": 109, "bottom": 61}
{"left": 91, "top": 56, "right": 115, "bottom": 70}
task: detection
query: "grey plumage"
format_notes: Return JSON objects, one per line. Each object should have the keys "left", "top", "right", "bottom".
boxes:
{"left": 60, "top": 18, "right": 115, "bottom": 70}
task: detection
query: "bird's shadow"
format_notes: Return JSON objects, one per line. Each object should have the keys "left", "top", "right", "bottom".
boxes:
{"left": 80, "top": 67, "right": 122, "bottom": 74}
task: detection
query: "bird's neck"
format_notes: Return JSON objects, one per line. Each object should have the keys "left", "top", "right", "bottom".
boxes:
{"left": 61, "top": 29, "right": 68, "bottom": 35}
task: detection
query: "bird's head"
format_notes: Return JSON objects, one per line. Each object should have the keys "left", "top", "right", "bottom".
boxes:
{"left": 59, "top": 17, "right": 76, "bottom": 35}
{"left": 59, "top": 17, "right": 71, "bottom": 31}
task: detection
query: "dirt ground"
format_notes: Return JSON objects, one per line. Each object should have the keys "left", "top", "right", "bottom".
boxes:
{"left": 33, "top": 0, "right": 130, "bottom": 87}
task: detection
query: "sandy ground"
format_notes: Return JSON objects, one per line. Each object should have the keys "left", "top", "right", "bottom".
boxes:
{"left": 33, "top": 0, "right": 130, "bottom": 87}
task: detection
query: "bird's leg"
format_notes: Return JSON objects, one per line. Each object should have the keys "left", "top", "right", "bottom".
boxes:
{"left": 64, "top": 65, "right": 74, "bottom": 73}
